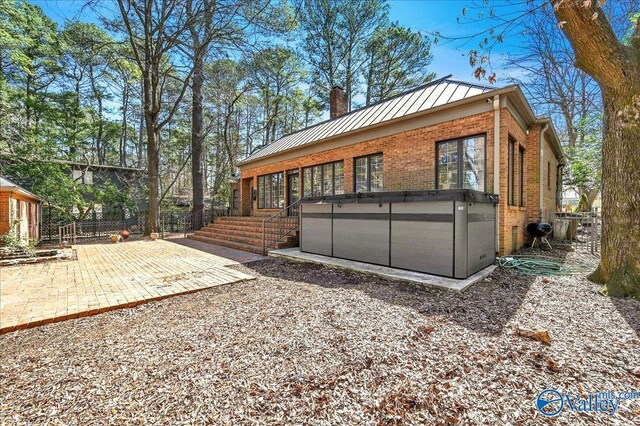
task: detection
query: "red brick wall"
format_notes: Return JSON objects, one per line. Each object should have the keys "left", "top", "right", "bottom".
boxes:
{"left": 0, "top": 192, "right": 10, "bottom": 236}
{"left": 241, "top": 111, "right": 496, "bottom": 211}
{"left": 239, "top": 108, "right": 559, "bottom": 255}
{"left": 0, "top": 191, "right": 40, "bottom": 241}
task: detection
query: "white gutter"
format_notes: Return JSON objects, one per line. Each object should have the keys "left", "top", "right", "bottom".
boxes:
{"left": 493, "top": 94, "right": 500, "bottom": 253}
{"left": 539, "top": 123, "right": 550, "bottom": 216}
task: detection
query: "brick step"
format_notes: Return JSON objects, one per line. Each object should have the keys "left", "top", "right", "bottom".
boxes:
{"left": 216, "top": 216, "right": 272, "bottom": 223}
{"left": 216, "top": 215, "right": 299, "bottom": 223}
{"left": 203, "top": 221, "right": 298, "bottom": 233}
{"left": 193, "top": 229, "right": 296, "bottom": 246}
{"left": 195, "top": 226, "right": 289, "bottom": 239}
{"left": 187, "top": 234, "right": 289, "bottom": 254}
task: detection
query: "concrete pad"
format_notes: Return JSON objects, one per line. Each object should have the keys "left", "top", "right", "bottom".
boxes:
{"left": 269, "top": 248, "right": 496, "bottom": 292}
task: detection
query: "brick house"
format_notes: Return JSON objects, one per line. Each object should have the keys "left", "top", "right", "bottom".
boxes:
{"left": 195, "top": 77, "right": 564, "bottom": 255}
{"left": 0, "top": 177, "right": 42, "bottom": 243}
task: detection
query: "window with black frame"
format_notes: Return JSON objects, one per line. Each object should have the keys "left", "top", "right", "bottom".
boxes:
{"left": 354, "top": 153, "right": 383, "bottom": 192}
{"left": 257, "top": 172, "right": 284, "bottom": 209}
{"left": 436, "top": 135, "right": 486, "bottom": 191}
{"left": 302, "top": 161, "right": 344, "bottom": 198}
{"left": 519, "top": 146, "right": 525, "bottom": 207}
{"left": 508, "top": 137, "right": 516, "bottom": 205}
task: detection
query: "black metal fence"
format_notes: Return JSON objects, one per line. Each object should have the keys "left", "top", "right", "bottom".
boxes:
{"left": 44, "top": 205, "right": 237, "bottom": 245}
{"left": 41, "top": 208, "right": 147, "bottom": 244}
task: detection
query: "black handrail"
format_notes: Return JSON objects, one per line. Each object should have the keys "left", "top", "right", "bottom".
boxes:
{"left": 261, "top": 200, "right": 301, "bottom": 255}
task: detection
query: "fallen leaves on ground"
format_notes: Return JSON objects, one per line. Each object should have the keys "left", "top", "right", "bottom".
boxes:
{"left": 0, "top": 247, "right": 637, "bottom": 425}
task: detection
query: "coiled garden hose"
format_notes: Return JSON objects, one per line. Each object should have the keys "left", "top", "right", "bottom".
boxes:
{"left": 497, "top": 255, "right": 593, "bottom": 276}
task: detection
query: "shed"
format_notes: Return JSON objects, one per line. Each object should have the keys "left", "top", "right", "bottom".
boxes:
{"left": 0, "top": 177, "right": 42, "bottom": 243}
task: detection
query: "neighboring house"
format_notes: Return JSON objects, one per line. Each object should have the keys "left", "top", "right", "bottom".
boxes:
{"left": 0, "top": 177, "right": 42, "bottom": 243}
{"left": 51, "top": 160, "right": 147, "bottom": 218}
{"left": 204, "top": 76, "right": 563, "bottom": 255}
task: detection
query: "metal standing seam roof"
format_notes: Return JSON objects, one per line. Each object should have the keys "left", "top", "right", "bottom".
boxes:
{"left": 238, "top": 76, "right": 498, "bottom": 165}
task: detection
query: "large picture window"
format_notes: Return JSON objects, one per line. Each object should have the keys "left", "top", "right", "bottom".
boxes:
{"left": 436, "top": 135, "right": 486, "bottom": 191}
{"left": 257, "top": 172, "right": 284, "bottom": 209}
{"left": 354, "top": 153, "right": 383, "bottom": 192}
{"left": 302, "top": 161, "right": 344, "bottom": 198}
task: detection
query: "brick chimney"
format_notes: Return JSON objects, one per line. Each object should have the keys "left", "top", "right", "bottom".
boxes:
{"left": 329, "top": 86, "right": 348, "bottom": 119}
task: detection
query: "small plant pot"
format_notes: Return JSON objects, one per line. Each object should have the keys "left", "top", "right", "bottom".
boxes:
{"left": 120, "top": 230, "right": 130, "bottom": 240}
{"left": 111, "top": 235, "right": 120, "bottom": 244}
{"left": 150, "top": 233, "right": 159, "bottom": 241}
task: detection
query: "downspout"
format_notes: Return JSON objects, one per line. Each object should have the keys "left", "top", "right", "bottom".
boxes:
{"left": 556, "top": 163, "right": 564, "bottom": 210}
{"left": 493, "top": 95, "right": 500, "bottom": 253}
{"left": 539, "top": 123, "right": 550, "bottom": 218}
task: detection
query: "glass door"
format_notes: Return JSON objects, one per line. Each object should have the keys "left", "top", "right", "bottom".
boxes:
{"left": 287, "top": 172, "right": 299, "bottom": 215}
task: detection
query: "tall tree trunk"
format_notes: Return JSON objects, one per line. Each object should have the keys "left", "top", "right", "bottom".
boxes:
{"left": 120, "top": 85, "right": 129, "bottom": 166}
{"left": 145, "top": 117, "right": 160, "bottom": 235}
{"left": 89, "top": 64, "right": 105, "bottom": 163}
{"left": 191, "top": 56, "right": 205, "bottom": 213}
{"left": 137, "top": 81, "right": 145, "bottom": 167}
{"left": 591, "top": 91, "right": 640, "bottom": 297}
{"left": 554, "top": 1, "right": 640, "bottom": 299}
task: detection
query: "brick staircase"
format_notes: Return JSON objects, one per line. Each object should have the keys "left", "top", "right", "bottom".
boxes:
{"left": 187, "top": 216, "right": 299, "bottom": 254}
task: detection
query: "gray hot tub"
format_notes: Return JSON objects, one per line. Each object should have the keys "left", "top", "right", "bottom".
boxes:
{"left": 299, "top": 190, "right": 498, "bottom": 279}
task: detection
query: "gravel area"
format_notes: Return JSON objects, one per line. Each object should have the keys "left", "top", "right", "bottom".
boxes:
{"left": 0, "top": 248, "right": 638, "bottom": 425}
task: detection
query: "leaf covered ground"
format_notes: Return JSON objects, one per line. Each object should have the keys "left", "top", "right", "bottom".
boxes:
{"left": 1, "top": 249, "right": 638, "bottom": 425}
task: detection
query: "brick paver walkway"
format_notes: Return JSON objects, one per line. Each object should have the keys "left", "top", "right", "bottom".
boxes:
{"left": 0, "top": 240, "right": 254, "bottom": 334}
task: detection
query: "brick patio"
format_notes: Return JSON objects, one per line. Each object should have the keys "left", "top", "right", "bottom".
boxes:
{"left": 0, "top": 239, "right": 255, "bottom": 334}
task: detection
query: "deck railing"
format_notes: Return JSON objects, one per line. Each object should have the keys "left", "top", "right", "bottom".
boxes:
{"left": 160, "top": 207, "right": 233, "bottom": 238}
{"left": 262, "top": 200, "right": 301, "bottom": 255}
{"left": 58, "top": 222, "right": 76, "bottom": 245}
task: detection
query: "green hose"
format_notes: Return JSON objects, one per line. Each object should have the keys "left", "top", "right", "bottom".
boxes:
{"left": 497, "top": 255, "right": 593, "bottom": 276}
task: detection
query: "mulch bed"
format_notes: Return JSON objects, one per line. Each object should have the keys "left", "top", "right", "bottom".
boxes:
{"left": 0, "top": 247, "right": 638, "bottom": 425}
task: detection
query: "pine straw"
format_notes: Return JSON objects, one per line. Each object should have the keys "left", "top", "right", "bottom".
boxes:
{"left": 0, "top": 248, "right": 638, "bottom": 425}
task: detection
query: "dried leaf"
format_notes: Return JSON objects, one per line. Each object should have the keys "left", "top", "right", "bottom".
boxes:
{"left": 546, "top": 359, "right": 561, "bottom": 373}
{"left": 517, "top": 328, "right": 551, "bottom": 345}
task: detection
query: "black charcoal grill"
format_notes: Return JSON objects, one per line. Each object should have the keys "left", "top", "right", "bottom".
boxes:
{"left": 526, "top": 221, "right": 553, "bottom": 249}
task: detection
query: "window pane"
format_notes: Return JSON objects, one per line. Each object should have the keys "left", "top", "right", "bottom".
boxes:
{"left": 508, "top": 139, "right": 515, "bottom": 204}
{"left": 266, "top": 175, "right": 273, "bottom": 208}
{"left": 519, "top": 149, "right": 525, "bottom": 206}
{"left": 303, "top": 168, "right": 312, "bottom": 197}
{"left": 258, "top": 177, "right": 265, "bottom": 209}
{"left": 312, "top": 166, "right": 322, "bottom": 196}
{"left": 277, "top": 173, "right": 284, "bottom": 208}
{"left": 438, "top": 141, "right": 458, "bottom": 189}
{"left": 370, "top": 154, "right": 383, "bottom": 192}
{"left": 463, "top": 136, "right": 485, "bottom": 191}
{"left": 84, "top": 171, "right": 93, "bottom": 185}
{"left": 334, "top": 161, "right": 344, "bottom": 194}
{"left": 323, "top": 164, "right": 333, "bottom": 195}
{"left": 271, "top": 174, "right": 279, "bottom": 208}
{"left": 355, "top": 157, "right": 367, "bottom": 192}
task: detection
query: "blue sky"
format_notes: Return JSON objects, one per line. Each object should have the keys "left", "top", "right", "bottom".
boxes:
{"left": 32, "top": 0, "right": 527, "bottom": 85}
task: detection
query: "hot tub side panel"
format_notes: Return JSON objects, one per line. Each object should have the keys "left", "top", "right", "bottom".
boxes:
{"left": 390, "top": 201, "right": 454, "bottom": 276}
{"left": 467, "top": 202, "right": 496, "bottom": 275}
{"left": 300, "top": 203, "right": 333, "bottom": 256}
{"left": 332, "top": 203, "right": 390, "bottom": 266}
